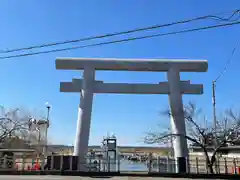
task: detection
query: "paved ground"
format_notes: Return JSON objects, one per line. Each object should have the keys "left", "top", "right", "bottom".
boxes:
{"left": 0, "top": 175, "right": 218, "bottom": 180}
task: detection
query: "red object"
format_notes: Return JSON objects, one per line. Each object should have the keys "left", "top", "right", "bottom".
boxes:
{"left": 232, "top": 167, "right": 240, "bottom": 174}
{"left": 34, "top": 163, "right": 41, "bottom": 170}
{"left": 30, "top": 163, "right": 40, "bottom": 171}
{"left": 237, "top": 167, "right": 240, "bottom": 174}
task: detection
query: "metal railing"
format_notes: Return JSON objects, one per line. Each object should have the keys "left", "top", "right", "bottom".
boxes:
{"left": 0, "top": 154, "right": 240, "bottom": 174}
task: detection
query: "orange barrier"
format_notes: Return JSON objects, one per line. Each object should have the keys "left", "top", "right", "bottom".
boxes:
{"left": 232, "top": 167, "right": 240, "bottom": 174}
{"left": 11, "top": 157, "right": 43, "bottom": 171}
{"left": 31, "top": 163, "right": 41, "bottom": 171}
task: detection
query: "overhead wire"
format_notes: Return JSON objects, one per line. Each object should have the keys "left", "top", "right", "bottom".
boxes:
{"left": 212, "top": 10, "right": 240, "bottom": 82}
{"left": 1, "top": 9, "right": 240, "bottom": 54}
{"left": 0, "top": 20, "right": 240, "bottom": 60}
{"left": 212, "top": 34, "right": 240, "bottom": 132}
{"left": 214, "top": 40, "right": 240, "bottom": 82}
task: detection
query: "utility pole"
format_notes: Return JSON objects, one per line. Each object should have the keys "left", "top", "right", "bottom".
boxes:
{"left": 212, "top": 80, "right": 220, "bottom": 173}
{"left": 212, "top": 81, "right": 217, "bottom": 131}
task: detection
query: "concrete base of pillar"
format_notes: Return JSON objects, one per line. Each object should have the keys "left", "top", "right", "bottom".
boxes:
{"left": 177, "top": 157, "right": 187, "bottom": 173}
{"left": 77, "top": 154, "right": 88, "bottom": 171}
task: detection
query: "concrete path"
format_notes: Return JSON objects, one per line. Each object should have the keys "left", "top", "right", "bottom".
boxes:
{"left": 0, "top": 175, "right": 218, "bottom": 180}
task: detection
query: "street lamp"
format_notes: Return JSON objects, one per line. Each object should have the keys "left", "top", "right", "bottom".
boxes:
{"left": 45, "top": 102, "right": 51, "bottom": 128}
{"left": 43, "top": 102, "right": 51, "bottom": 157}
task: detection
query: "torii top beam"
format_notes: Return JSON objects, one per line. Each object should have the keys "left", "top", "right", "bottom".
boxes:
{"left": 55, "top": 58, "right": 208, "bottom": 72}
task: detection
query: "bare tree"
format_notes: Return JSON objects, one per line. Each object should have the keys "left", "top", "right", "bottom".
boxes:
{"left": 0, "top": 106, "right": 49, "bottom": 150}
{"left": 0, "top": 107, "right": 29, "bottom": 145}
{"left": 144, "top": 102, "right": 240, "bottom": 174}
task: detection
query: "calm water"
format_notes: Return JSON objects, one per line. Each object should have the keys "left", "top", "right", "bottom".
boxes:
{"left": 119, "top": 160, "right": 148, "bottom": 171}
{"left": 104, "top": 159, "right": 175, "bottom": 172}
{"left": 92, "top": 157, "right": 173, "bottom": 172}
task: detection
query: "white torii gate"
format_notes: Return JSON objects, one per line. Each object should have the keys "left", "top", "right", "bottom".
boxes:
{"left": 55, "top": 58, "right": 208, "bottom": 172}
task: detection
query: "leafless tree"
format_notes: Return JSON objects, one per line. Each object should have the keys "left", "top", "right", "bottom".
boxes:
{"left": 144, "top": 102, "right": 240, "bottom": 174}
{"left": 0, "top": 107, "right": 28, "bottom": 144}
{"left": 0, "top": 106, "right": 48, "bottom": 149}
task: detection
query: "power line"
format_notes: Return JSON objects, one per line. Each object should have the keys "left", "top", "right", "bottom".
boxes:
{"left": 0, "top": 20, "right": 240, "bottom": 60}
{"left": 1, "top": 9, "right": 240, "bottom": 54}
{"left": 214, "top": 40, "right": 240, "bottom": 82}
{"left": 212, "top": 39, "right": 240, "bottom": 132}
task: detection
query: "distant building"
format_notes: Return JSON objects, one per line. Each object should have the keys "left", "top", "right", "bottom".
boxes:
{"left": 0, "top": 137, "right": 172, "bottom": 156}
{"left": 0, "top": 137, "right": 30, "bottom": 149}
{"left": 191, "top": 145, "right": 240, "bottom": 156}
{"left": 46, "top": 145, "right": 171, "bottom": 155}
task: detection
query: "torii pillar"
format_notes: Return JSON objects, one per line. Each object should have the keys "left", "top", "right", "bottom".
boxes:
{"left": 74, "top": 65, "right": 95, "bottom": 168}
{"left": 167, "top": 66, "right": 188, "bottom": 172}
{"left": 55, "top": 58, "right": 208, "bottom": 172}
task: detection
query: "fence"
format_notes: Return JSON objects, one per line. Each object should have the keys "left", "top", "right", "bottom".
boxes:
{"left": 0, "top": 155, "right": 119, "bottom": 172}
{"left": 1, "top": 154, "right": 240, "bottom": 174}
{"left": 188, "top": 157, "right": 240, "bottom": 174}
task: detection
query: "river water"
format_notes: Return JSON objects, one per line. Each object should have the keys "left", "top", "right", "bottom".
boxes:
{"left": 90, "top": 156, "right": 175, "bottom": 172}
{"left": 119, "top": 160, "right": 148, "bottom": 171}
{"left": 101, "top": 159, "right": 175, "bottom": 172}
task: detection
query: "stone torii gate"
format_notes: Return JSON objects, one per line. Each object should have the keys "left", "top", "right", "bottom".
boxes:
{"left": 55, "top": 58, "right": 208, "bottom": 172}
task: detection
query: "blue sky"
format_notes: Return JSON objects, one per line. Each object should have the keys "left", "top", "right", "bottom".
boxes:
{"left": 0, "top": 0, "right": 240, "bottom": 146}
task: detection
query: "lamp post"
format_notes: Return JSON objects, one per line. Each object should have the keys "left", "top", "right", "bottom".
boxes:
{"left": 46, "top": 103, "right": 50, "bottom": 128}
{"left": 43, "top": 102, "right": 51, "bottom": 157}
